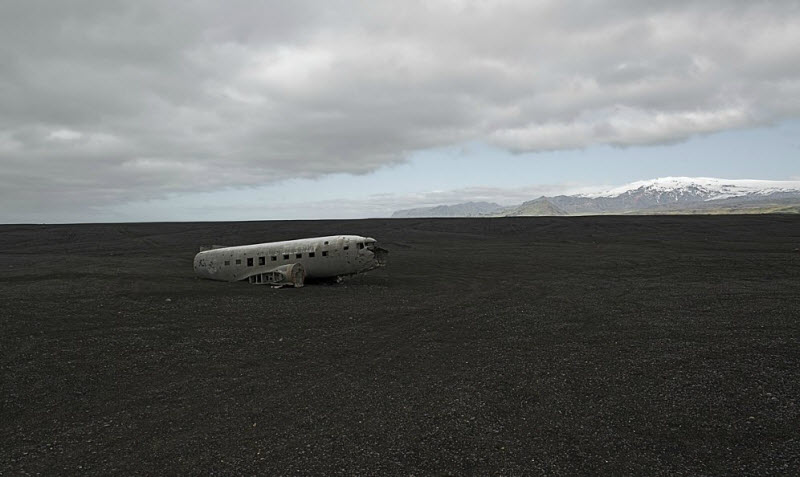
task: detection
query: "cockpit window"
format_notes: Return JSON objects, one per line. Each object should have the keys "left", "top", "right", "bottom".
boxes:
{"left": 358, "top": 242, "right": 364, "bottom": 249}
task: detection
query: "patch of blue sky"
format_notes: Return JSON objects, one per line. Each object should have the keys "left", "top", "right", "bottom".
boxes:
{"left": 108, "top": 120, "right": 800, "bottom": 221}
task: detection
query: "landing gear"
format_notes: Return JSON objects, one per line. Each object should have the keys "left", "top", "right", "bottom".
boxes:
{"left": 246, "top": 263, "right": 305, "bottom": 287}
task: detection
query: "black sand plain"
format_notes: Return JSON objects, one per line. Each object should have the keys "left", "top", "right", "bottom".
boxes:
{"left": 2, "top": 215, "right": 799, "bottom": 475}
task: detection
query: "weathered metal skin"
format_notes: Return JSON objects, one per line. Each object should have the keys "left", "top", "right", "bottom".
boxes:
{"left": 246, "top": 263, "right": 306, "bottom": 287}
{"left": 193, "top": 235, "right": 387, "bottom": 287}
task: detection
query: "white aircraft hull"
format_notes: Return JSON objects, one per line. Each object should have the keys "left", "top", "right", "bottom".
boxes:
{"left": 193, "top": 235, "right": 387, "bottom": 287}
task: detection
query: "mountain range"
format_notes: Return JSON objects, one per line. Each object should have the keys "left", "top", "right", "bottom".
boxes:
{"left": 390, "top": 201, "right": 504, "bottom": 218}
{"left": 390, "top": 177, "right": 800, "bottom": 217}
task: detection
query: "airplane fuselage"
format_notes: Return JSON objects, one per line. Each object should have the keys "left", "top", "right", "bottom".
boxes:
{"left": 193, "top": 235, "right": 386, "bottom": 285}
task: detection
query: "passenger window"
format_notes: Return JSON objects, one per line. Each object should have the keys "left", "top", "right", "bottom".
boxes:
{"left": 296, "top": 253, "right": 302, "bottom": 259}
{"left": 358, "top": 242, "right": 364, "bottom": 249}
{"left": 283, "top": 254, "right": 289, "bottom": 260}
{"left": 343, "top": 245, "right": 349, "bottom": 250}
{"left": 309, "top": 252, "right": 315, "bottom": 258}
{"left": 235, "top": 259, "right": 241, "bottom": 265}
{"left": 224, "top": 260, "right": 230, "bottom": 266}
{"left": 258, "top": 256, "right": 265, "bottom": 265}
{"left": 322, "top": 251, "right": 328, "bottom": 257}
{"left": 271, "top": 256, "right": 277, "bottom": 261}
{"left": 247, "top": 258, "right": 253, "bottom": 267}
{"left": 324, "top": 241, "right": 329, "bottom": 245}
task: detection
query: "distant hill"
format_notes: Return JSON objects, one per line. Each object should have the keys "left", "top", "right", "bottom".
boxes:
{"left": 391, "top": 177, "right": 800, "bottom": 217}
{"left": 391, "top": 201, "right": 503, "bottom": 218}
{"left": 497, "top": 197, "right": 567, "bottom": 217}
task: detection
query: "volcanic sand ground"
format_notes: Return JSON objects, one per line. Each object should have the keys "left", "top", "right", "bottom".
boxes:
{"left": 2, "top": 216, "right": 799, "bottom": 475}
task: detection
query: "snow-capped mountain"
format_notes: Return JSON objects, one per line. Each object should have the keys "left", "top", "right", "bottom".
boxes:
{"left": 534, "top": 176, "right": 800, "bottom": 214}
{"left": 391, "top": 177, "right": 800, "bottom": 217}
{"left": 581, "top": 177, "right": 800, "bottom": 202}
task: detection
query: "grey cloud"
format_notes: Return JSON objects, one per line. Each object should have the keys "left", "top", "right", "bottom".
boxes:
{"left": 1, "top": 0, "right": 799, "bottom": 221}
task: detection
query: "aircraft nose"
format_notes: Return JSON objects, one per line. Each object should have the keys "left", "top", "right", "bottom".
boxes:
{"left": 367, "top": 244, "right": 388, "bottom": 266}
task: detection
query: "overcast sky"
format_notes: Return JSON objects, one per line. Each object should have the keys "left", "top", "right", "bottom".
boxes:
{"left": 2, "top": 0, "right": 799, "bottom": 223}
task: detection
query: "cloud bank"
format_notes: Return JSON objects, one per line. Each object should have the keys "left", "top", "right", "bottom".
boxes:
{"left": 2, "top": 0, "right": 799, "bottom": 219}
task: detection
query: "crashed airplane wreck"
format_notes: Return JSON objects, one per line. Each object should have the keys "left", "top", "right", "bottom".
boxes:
{"left": 193, "top": 235, "right": 388, "bottom": 287}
